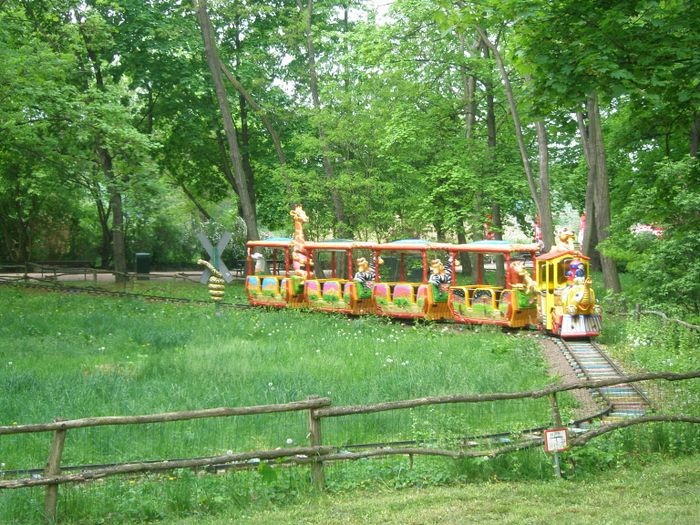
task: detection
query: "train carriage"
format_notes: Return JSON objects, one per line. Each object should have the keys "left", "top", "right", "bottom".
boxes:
{"left": 303, "top": 240, "right": 376, "bottom": 315}
{"left": 448, "top": 241, "right": 540, "bottom": 328}
{"left": 371, "top": 240, "right": 455, "bottom": 321}
{"left": 245, "top": 238, "right": 307, "bottom": 308}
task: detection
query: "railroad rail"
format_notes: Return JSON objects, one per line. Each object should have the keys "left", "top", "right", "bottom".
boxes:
{"left": 552, "top": 337, "right": 651, "bottom": 423}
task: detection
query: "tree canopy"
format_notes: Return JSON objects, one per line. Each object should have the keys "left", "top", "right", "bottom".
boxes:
{"left": 1, "top": 0, "right": 698, "bottom": 308}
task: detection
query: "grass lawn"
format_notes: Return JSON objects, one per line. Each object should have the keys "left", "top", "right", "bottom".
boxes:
{"left": 173, "top": 456, "right": 700, "bottom": 525}
{"left": 0, "top": 283, "right": 560, "bottom": 523}
{"left": 1, "top": 282, "right": 698, "bottom": 524}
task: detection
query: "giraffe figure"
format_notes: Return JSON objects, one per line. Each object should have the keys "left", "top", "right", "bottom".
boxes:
{"left": 289, "top": 205, "right": 311, "bottom": 277}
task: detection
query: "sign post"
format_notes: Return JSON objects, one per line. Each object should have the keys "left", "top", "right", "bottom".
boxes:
{"left": 544, "top": 427, "right": 569, "bottom": 479}
{"left": 197, "top": 232, "right": 234, "bottom": 284}
{"left": 197, "top": 232, "right": 234, "bottom": 315}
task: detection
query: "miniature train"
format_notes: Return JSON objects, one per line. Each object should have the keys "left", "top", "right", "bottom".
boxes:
{"left": 244, "top": 208, "right": 601, "bottom": 339}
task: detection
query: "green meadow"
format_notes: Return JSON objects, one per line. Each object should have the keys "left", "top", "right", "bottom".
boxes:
{"left": 1, "top": 283, "right": 698, "bottom": 523}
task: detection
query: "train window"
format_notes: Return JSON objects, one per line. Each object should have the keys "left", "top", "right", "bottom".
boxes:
{"left": 313, "top": 251, "right": 350, "bottom": 279}
{"left": 454, "top": 252, "right": 506, "bottom": 287}
{"left": 375, "top": 252, "right": 424, "bottom": 282}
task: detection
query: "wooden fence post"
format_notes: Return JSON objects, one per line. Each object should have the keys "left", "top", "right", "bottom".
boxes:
{"left": 548, "top": 393, "right": 563, "bottom": 427}
{"left": 306, "top": 396, "right": 325, "bottom": 491}
{"left": 635, "top": 303, "right": 641, "bottom": 322}
{"left": 44, "top": 422, "right": 67, "bottom": 522}
{"left": 548, "top": 393, "right": 563, "bottom": 479}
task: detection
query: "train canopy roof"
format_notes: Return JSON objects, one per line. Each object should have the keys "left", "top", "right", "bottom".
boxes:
{"left": 246, "top": 237, "right": 293, "bottom": 248}
{"left": 374, "top": 239, "right": 453, "bottom": 251}
{"left": 305, "top": 240, "right": 374, "bottom": 251}
{"left": 373, "top": 239, "right": 540, "bottom": 253}
{"left": 536, "top": 249, "right": 590, "bottom": 262}
{"left": 455, "top": 240, "right": 541, "bottom": 254}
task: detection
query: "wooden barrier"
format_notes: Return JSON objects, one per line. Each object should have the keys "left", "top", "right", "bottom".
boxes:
{"left": 29, "top": 261, "right": 97, "bottom": 282}
{"left": 610, "top": 303, "right": 700, "bottom": 331}
{"left": 0, "top": 372, "right": 698, "bottom": 523}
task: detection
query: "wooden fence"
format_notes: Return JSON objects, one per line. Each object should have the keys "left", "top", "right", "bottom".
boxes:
{"left": 1, "top": 370, "right": 699, "bottom": 522}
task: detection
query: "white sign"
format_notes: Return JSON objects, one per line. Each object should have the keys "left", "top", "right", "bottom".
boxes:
{"left": 544, "top": 428, "right": 569, "bottom": 453}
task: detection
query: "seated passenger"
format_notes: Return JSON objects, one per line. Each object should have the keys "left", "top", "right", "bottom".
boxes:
{"left": 354, "top": 257, "right": 383, "bottom": 289}
{"left": 429, "top": 254, "right": 454, "bottom": 293}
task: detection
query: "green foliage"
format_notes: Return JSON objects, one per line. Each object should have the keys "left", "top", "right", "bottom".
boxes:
{"left": 603, "top": 157, "right": 700, "bottom": 311}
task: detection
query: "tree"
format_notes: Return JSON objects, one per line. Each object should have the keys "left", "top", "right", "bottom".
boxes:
{"left": 194, "top": 0, "right": 259, "bottom": 241}
{"left": 503, "top": 0, "right": 700, "bottom": 292}
{"left": 474, "top": 25, "right": 554, "bottom": 251}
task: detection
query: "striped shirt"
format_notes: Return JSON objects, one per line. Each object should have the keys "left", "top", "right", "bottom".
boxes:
{"left": 429, "top": 255, "right": 454, "bottom": 288}
{"left": 354, "top": 263, "right": 377, "bottom": 289}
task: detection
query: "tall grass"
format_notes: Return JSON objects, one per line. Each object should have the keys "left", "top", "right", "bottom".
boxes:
{"left": 0, "top": 286, "right": 555, "bottom": 463}
{"left": 0, "top": 284, "right": 564, "bottom": 522}
{"left": 7, "top": 282, "right": 697, "bottom": 523}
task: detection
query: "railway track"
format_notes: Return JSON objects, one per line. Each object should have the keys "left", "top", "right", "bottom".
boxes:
{"left": 552, "top": 337, "right": 651, "bottom": 423}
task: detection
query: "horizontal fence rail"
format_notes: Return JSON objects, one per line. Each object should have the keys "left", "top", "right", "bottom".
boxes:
{"left": 315, "top": 371, "right": 700, "bottom": 418}
{"left": 0, "top": 398, "right": 332, "bottom": 436}
{"left": 1, "top": 372, "right": 698, "bottom": 523}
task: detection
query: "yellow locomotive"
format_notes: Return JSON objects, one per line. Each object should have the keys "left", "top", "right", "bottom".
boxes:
{"left": 536, "top": 250, "right": 602, "bottom": 338}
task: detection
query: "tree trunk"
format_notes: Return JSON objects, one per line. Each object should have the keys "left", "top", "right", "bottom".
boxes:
{"left": 492, "top": 204, "right": 505, "bottom": 285}
{"left": 534, "top": 122, "right": 554, "bottom": 251}
{"left": 459, "top": 33, "right": 478, "bottom": 140}
{"left": 456, "top": 226, "right": 472, "bottom": 276}
{"left": 475, "top": 26, "right": 553, "bottom": 252}
{"left": 297, "top": 0, "right": 349, "bottom": 236}
{"left": 435, "top": 223, "right": 446, "bottom": 243}
{"left": 95, "top": 136, "right": 127, "bottom": 281}
{"left": 233, "top": 28, "right": 257, "bottom": 212}
{"left": 691, "top": 112, "right": 699, "bottom": 157}
{"left": 194, "top": 0, "right": 259, "bottom": 241}
{"left": 80, "top": 24, "right": 128, "bottom": 281}
{"left": 482, "top": 56, "right": 505, "bottom": 283}
{"left": 585, "top": 92, "right": 621, "bottom": 292}
{"left": 12, "top": 175, "right": 31, "bottom": 264}
{"left": 93, "top": 189, "right": 112, "bottom": 270}
{"left": 576, "top": 111, "right": 602, "bottom": 271}
{"left": 219, "top": 64, "right": 292, "bottom": 201}
{"left": 239, "top": 94, "right": 257, "bottom": 211}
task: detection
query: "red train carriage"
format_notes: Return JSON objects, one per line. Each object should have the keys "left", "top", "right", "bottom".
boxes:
{"left": 303, "top": 240, "right": 376, "bottom": 315}
{"left": 245, "top": 238, "right": 307, "bottom": 308}
{"left": 370, "top": 240, "right": 455, "bottom": 321}
{"left": 448, "top": 241, "right": 540, "bottom": 328}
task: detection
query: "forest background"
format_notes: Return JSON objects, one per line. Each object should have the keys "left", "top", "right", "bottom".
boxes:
{"left": 1, "top": 0, "right": 699, "bottom": 314}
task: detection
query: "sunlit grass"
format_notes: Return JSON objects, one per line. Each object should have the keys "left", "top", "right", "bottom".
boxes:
{"left": 0, "top": 284, "right": 566, "bottom": 523}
